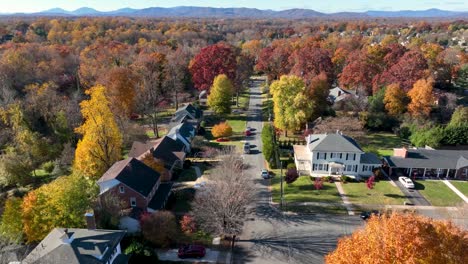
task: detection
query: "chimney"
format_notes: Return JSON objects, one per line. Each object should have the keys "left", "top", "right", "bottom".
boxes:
{"left": 393, "top": 148, "right": 408, "bottom": 158}
{"left": 85, "top": 212, "right": 96, "bottom": 230}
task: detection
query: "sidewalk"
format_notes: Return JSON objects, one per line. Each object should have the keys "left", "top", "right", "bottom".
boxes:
{"left": 442, "top": 180, "right": 468, "bottom": 203}
{"left": 335, "top": 182, "right": 355, "bottom": 215}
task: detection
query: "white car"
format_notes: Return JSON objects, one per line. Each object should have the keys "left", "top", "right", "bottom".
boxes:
{"left": 399, "top": 176, "right": 415, "bottom": 189}
{"left": 261, "top": 169, "right": 270, "bottom": 179}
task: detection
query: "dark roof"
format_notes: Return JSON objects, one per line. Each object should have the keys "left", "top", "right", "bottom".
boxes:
{"left": 386, "top": 149, "right": 468, "bottom": 169}
{"left": 128, "top": 140, "right": 158, "bottom": 158}
{"left": 23, "top": 228, "right": 126, "bottom": 264}
{"left": 98, "top": 158, "right": 160, "bottom": 197}
{"left": 360, "top": 153, "right": 381, "bottom": 164}
{"left": 174, "top": 104, "right": 202, "bottom": 119}
{"left": 152, "top": 136, "right": 186, "bottom": 165}
{"left": 148, "top": 183, "right": 174, "bottom": 211}
{"left": 168, "top": 122, "right": 196, "bottom": 141}
{"left": 307, "top": 133, "right": 363, "bottom": 153}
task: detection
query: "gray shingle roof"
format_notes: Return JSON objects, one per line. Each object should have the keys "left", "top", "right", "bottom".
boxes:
{"left": 152, "top": 136, "right": 186, "bottom": 166}
{"left": 360, "top": 153, "right": 381, "bottom": 164}
{"left": 167, "top": 122, "right": 196, "bottom": 141}
{"left": 148, "top": 182, "right": 173, "bottom": 211}
{"left": 307, "top": 133, "right": 363, "bottom": 153}
{"left": 98, "top": 158, "right": 160, "bottom": 197}
{"left": 174, "top": 104, "right": 202, "bottom": 120}
{"left": 385, "top": 149, "right": 468, "bottom": 169}
{"left": 22, "top": 228, "right": 126, "bottom": 264}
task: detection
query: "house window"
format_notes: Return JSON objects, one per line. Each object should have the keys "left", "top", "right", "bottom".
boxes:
{"left": 354, "top": 165, "right": 358, "bottom": 172}
{"left": 318, "top": 152, "right": 326, "bottom": 159}
{"left": 339, "top": 153, "right": 343, "bottom": 159}
{"left": 363, "top": 165, "right": 368, "bottom": 171}
{"left": 346, "top": 153, "right": 349, "bottom": 160}
{"left": 119, "top": 186, "right": 125, "bottom": 193}
{"left": 130, "top": 197, "right": 136, "bottom": 207}
{"left": 346, "top": 165, "right": 353, "bottom": 172}
{"left": 325, "top": 164, "right": 329, "bottom": 171}
{"left": 313, "top": 164, "right": 317, "bottom": 171}
{"left": 330, "top": 153, "right": 334, "bottom": 158}
{"left": 318, "top": 164, "right": 323, "bottom": 170}
{"left": 353, "top": 154, "right": 356, "bottom": 160}
{"left": 316, "top": 152, "right": 320, "bottom": 159}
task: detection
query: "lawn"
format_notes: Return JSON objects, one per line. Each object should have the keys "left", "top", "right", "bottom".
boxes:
{"left": 341, "top": 180, "right": 407, "bottom": 205}
{"left": 360, "top": 132, "right": 405, "bottom": 157}
{"left": 449, "top": 181, "right": 468, "bottom": 197}
{"left": 271, "top": 175, "right": 342, "bottom": 203}
{"left": 204, "top": 113, "right": 247, "bottom": 151}
{"left": 416, "top": 181, "right": 464, "bottom": 206}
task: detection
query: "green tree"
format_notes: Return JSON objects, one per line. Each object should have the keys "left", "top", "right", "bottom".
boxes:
{"left": 448, "top": 106, "right": 468, "bottom": 127}
{"left": 442, "top": 125, "right": 468, "bottom": 145}
{"left": 74, "top": 85, "right": 123, "bottom": 179}
{"left": 410, "top": 126, "right": 445, "bottom": 148}
{"left": 454, "top": 64, "right": 468, "bottom": 90}
{"left": 0, "top": 197, "right": 23, "bottom": 243}
{"left": 207, "top": 74, "right": 234, "bottom": 115}
{"left": 261, "top": 123, "right": 277, "bottom": 168}
{"left": 270, "top": 75, "right": 313, "bottom": 135}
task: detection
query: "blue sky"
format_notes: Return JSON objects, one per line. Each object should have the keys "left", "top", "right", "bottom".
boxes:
{"left": 1, "top": 0, "right": 467, "bottom": 13}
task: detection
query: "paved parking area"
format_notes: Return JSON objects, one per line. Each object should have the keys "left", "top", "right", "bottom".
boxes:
{"left": 156, "top": 248, "right": 229, "bottom": 263}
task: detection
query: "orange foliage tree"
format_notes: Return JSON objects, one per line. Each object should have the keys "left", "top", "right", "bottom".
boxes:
{"left": 325, "top": 213, "right": 467, "bottom": 264}
{"left": 211, "top": 122, "right": 233, "bottom": 138}
{"left": 141, "top": 153, "right": 171, "bottom": 182}
{"left": 383, "top": 83, "right": 407, "bottom": 117}
{"left": 408, "top": 78, "right": 435, "bottom": 118}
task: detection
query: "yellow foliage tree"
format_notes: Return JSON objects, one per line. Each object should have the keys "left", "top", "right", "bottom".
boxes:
{"left": 408, "top": 78, "right": 435, "bottom": 118}
{"left": 74, "top": 85, "right": 123, "bottom": 179}
{"left": 326, "top": 213, "right": 467, "bottom": 264}
{"left": 383, "top": 83, "right": 407, "bottom": 116}
{"left": 207, "top": 74, "right": 234, "bottom": 115}
{"left": 211, "top": 122, "right": 233, "bottom": 138}
{"left": 141, "top": 153, "right": 171, "bottom": 182}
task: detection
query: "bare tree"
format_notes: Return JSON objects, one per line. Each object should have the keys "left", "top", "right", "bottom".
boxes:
{"left": 313, "top": 116, "right": 366, "bottom": 141}
{"left": 191, "top": 149, "right": 254, "bottom": 239}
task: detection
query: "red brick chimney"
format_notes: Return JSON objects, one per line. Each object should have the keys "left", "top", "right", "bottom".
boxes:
{"left": 393, "top": 148, "right": 408, "bottom": 158}
{"left": 85, "top": 212, "right": 96, "bottom": 230}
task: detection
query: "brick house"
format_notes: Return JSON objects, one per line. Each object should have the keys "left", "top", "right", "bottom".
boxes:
{"left": 97, "top": 158, "right": 173, "bottom": 232}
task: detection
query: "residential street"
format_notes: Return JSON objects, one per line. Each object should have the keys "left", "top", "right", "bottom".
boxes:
{"left": 235, "top": 77, "right": 362, "bottom": 264}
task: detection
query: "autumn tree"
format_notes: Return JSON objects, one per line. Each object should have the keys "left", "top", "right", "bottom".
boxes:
{"left": 141, "top": 153, "right": 170, "bottom": 182}
{"left": 211, "top": 122, "right": 233, "bottom": 138}
{"left": 256, "top": 40, "right": 293, "bottom": 82}
{"left": 207, "top": 74, "right": 233, "bottom": 115}
{"left": 166, "top": 47, "right": 192, "bottom": 110}
{"left": 103, "top": 67, "right": 140, "bottom": 118}
{"left": 140, "top": 211, "right": 178, "bottom": 248}
{"left": 180, "top": 214, "right": 196, "bottom": 234}
{"left": 307, "top": 72, "right": 331, "bottom": 119}
{"left": 339, "top": 50, "right": 379, "bottom": 95}
{"left": 325, "top": 213, "right": 467, "bottom": 264}
{"left": 285, "top": 168, "right": 299, "bottom": 184}
{"left": 313, "top": 177, "right": 323, "bottom": 190}
{"left": 408, "top": 78, "right": 435, "bottom": 118}
{"left": 289, "top": 45, "right": 334, "bottom": 84}
{"left": 383, "top": 83, "right": 407, "bottom": 117}
{"left": 74, "top": 85, "right": 122, "bottom": 179}
{"left": 448, "top": 106, "right": 468, "bottom": 127}
{"left": 133, "top": 52, "right": 169, "bottom": 138}
{"left": 234, "top": 53, "right": 255, "bottom": 107}
{"left": 189, "top": 43, "right": 237, "bottom": 91}
{"left": 22, "top": 173, "right": 96, "bottom": 242}
{"left": 270, "top": 75, "right": 313, "bottom": 135}
{"left": 0, "top": 197, "right": 23, "bottom": 243}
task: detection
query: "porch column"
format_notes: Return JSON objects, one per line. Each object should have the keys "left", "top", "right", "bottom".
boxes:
{"left": 408, "top": 168, "right": 412, "bottom": 176}
{"left": 437, "top": 169, "right": 440, "bottom": 178}
{"left": 423, "top": 168, "right": 427, "bottom": 179}
{"left": 329, "top": 164, "right": 331, "bottom": 176}
{"left": 446, "top": 169, "right": 450, "bottom": 178}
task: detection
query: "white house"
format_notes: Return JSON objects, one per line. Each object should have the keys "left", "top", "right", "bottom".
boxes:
{"left": 167, "top": 122, "right": 196, "bottom": 153}
{"left": 293, "top": 132, "right": 381, "bottom": 178}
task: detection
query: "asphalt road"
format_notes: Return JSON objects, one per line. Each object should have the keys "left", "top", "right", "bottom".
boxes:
{"left": 235, "top": 77, "right": 362, "bottom": 264}
{"left": 392, "top": 170, "right": 431, "bottom": 206}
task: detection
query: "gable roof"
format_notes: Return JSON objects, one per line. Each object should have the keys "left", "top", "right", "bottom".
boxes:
{"left": 148, "top": 182, "right": 174, "bottom": 211}
{"left": 174, "top": 104, "right": 202, "bottom": 119}
{"left": 307, "top": 133, "right": 363, "bottom": 153}
{"left": 22, "top": 228, "right": 126, "bottom": 264}
{"left": 152, "top": 136, "right": 186, "bottom": 165}
{"left": 386, "top": 149, "right": 468, "bottom": 169}
{"left": 167, "top": 122, "right": 196, "bottom": 140}
{"left": 98, "top": 158, "right": 160, "bottom": 197}
{"left": 128, "top": 139, "right": 161, "bottom": 159}
{"left": 360, "top": 153, "right": 381, "bottom": 164}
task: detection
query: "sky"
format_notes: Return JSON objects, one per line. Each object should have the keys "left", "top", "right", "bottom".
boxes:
{"left": 0, "top": 0, "right": 467, "bottom": 13}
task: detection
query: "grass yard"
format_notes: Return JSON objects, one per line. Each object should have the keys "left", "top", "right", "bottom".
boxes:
{"left": 415, "top": 181, "right": 464, "bottom": 206}
{"left": 204, "top": 113, "right": 247, "bottom": 151}
{"left": 341, "top": 180, "right": 407, "bottom": 205}
{"left": 449, "top": 181, "right": 468, "bottom": 197}
{"left": 361, "top": 132, "right": 405, "bottom": 157}
{"left": 271, "top": 175, "right": 342, "bottom": 203}
{"left": 281, "top": 205, "right": 348, "bottom": 215}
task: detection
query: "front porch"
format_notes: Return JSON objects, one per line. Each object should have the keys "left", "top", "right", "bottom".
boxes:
{"left": 390, "top": 167, "right": 467, "bottom": 180}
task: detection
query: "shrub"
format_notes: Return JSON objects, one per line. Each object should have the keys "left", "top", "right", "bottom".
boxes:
{"left": 211, "top": 122, "right": 233, "bottom": 138}
{"left": 180, "top": 214, "right": 196, "bottom": 234}
{"left": 313, "top": 177, "right": 324, "bottom": 190}
{"left": 41, "top": 161, "right": 55, "bottom": 174}
{"left": 285, "top": 168, "right": 299, "bottom": 184}
{"left": 125, "top": 240, "right": 159, "bottom": 264}
{"left": 286, "top": 163, "right": 296, "bottom": 169}
{"left": 140, "top": 211, "right": 178, "bottom": 248}
{"left": 341, "top": 175, "right": 351, "bottom": 183}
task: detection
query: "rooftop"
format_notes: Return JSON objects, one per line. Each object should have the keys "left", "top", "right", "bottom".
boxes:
{"left": 148, "top": 182, "right": 174, "bottom": 211}
{"left": 306, "top": 133, "right": 363, "bottom": 153}
{"left": 386, "top": 149, "right": 468, "bottom": 169}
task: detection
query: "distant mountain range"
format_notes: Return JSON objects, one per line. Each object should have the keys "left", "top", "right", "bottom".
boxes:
{"left": 4, "top": 6, "right": 468, "bottom": 18}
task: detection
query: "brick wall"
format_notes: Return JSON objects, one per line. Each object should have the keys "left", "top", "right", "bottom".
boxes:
{"left": 101, "top": 183, "right": 148, "bottom": 210}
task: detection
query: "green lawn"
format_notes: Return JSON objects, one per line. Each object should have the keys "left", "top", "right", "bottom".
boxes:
{"left": 416, "top": 181, "right": 464, "bottom": 206}
{"left": 271, "top": 175, "right": 342, "bottom": 203}
{"left": 361, "top": 133, "right": 405, "bottom": 157}
{"left": 204, "top": 113, "right": 247, "bottom": 151}
{"left": 449, "top": 181, "right": 468, "bottom": 197}
{"left": 341, "top": 180, "right": 407, "bottom": 205}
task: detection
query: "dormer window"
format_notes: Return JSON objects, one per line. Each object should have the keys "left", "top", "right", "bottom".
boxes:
{"left": 119, "top": 186, "right": 125, "bottom": 193}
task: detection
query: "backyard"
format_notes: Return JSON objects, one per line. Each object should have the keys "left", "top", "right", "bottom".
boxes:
{"left": 341, "top": 180, "right": 407, "bottom": 205}
{"left": 415, "top": 180, "right": 464, "bottom": 206}
{"left": 449, "top": 180, "right": 468, "bottom": 197}
{"left": 270, "top": 175, "right": 342, "bottom": 204}
{"left": 360, "top": 132, "right": 405, "bottom": 157}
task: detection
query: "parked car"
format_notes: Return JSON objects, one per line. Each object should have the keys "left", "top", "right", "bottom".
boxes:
{"left": 245, "top": 129, "right": 252, "bottom": 136}
{"left": 261, "top": 169, "right": 270, "bottom": 179}
{"left": 360, "top": 210, "right": 381, "bottom": 220}
{"left": 178, "top": 245, "right": 206, "bottom": 259}
{"left": 398, "top": 176, "right": 415, "bottom": 189}
{"left": 243, "top": 142, "right": 251, "bottom": 154}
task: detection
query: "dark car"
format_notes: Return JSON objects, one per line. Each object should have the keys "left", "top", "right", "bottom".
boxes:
{"left": 178, "top": 245, "right": 206, "bottom": 259}
{"left": 360, "top": 210, "right": 381, "bottom": 220}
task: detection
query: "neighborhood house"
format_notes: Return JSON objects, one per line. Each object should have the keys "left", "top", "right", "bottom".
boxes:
{"left": 294, "top": 132, "right": 381, "bottom": 178}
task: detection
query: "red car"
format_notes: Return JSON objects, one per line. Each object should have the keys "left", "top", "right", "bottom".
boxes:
{"left": 177, "top": 245, "right": 206, "bottom": 259}
{"left": 245, "top": 129, "right": 252, "bottom": 136}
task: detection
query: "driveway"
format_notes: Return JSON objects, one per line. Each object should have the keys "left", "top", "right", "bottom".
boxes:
{"left": 156, "top": 248, "right": 229, "bottom": 263}
{"left": 235, "top": 77, "right": 362, "bottom": 264}
{"left": 392, "top": 170, "right": 431, "bottom": 206}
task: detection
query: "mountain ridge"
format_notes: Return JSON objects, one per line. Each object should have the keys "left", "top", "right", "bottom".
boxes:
{"left": 4, "top": 6, "right": 468, "bottom": 18}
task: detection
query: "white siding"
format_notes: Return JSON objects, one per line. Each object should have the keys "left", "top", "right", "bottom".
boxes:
{"left": 99, "top": 179, "right": 120, "bottom": 194}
